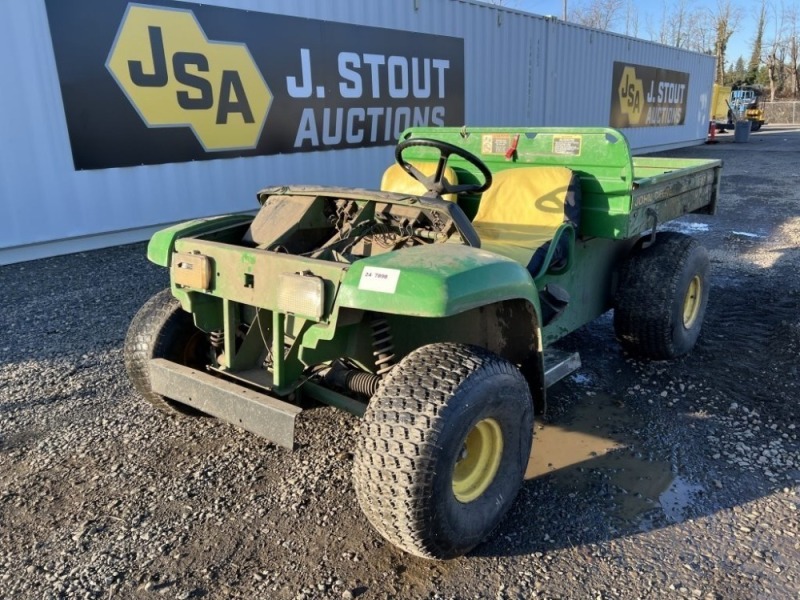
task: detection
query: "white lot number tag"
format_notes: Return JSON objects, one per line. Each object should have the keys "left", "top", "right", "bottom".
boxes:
{"left": 358, "top": 267, "right": 400, "bottom": 293}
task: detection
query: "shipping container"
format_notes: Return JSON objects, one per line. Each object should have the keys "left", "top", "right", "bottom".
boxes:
{"left": 0, "top": 0, "right": 715, "bottom": 264}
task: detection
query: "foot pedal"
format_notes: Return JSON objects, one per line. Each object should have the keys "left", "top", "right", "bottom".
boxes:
{"left": 543, "top": 349, "right": 581, "bottom": 387}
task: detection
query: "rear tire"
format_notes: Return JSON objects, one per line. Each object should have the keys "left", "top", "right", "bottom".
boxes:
{"left": 614, "top": 232, "right": 709, "bottom": 359}
{"left": 124, "top": 289, "right": 210, "bottom": 416}
{"left": 353, "top": 343, "right": 533, "bottom": 559}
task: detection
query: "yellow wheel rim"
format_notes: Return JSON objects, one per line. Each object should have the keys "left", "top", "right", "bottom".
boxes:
{"left": 452, "top": 418, "right": 504, "bottom": 503}
{"left": 682, "top": 275, "right": 702, "bottom": 329}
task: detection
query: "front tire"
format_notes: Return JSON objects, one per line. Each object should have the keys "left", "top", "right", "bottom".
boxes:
{"left": 124, "top": 288, "right": 210, "bottom": 416}
{"left": 353, "top": 343, "right": 533, "bottom": 559}
{"left": 614, "top": 232, "right": 709, "bottom": 359}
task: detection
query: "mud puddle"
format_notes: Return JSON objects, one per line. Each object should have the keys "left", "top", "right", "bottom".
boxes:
{"left": 526, "top": 392, "right": 703, "bottom": 526}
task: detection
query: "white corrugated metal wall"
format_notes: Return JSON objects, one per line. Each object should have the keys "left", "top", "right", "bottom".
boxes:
{"left": 0, "top": 0, "right": 715, "bottom": 265}
{"left": 542, "top": 21, "right": 714, "bottom": 149}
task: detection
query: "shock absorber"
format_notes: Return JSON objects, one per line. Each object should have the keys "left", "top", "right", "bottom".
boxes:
{"left": 370, "top": 316, "right": 395, "bottom": 378}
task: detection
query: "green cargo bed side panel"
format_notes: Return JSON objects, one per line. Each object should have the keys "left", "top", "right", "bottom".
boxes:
{"left": 337, "top": 244, "right": 540, "bottom": 318}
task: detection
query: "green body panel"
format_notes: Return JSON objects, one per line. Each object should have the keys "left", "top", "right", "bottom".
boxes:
{"left": 162, "top": 225, "right": 543, "bottom": 388}
{"left": 540, "top": 236, "right": 638, "bottom": 345}
{"left": 337, "top": 244, "right": 539, "bottom": 317}
{"left": 400, "top": 127, "right": 721, "bottom": 239}
{"left": 172, "top": 237, "right": 347, "bottom": 317}
{"left": 147, "top": 214, "right": 254, "bottom": 266}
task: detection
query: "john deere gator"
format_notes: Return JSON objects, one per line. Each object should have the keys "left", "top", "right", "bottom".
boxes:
{"left": 125, "top": 126, "right": 722, "bottom": 559}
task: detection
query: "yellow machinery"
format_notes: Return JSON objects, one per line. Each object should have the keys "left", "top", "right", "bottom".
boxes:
{"left": 710, "top": 84, "right": 732, "bottom": 128}
{"left": 711, "top": 83, "right": 766, "bottom": 132}
{"left": 729, "top": 85, "right": 766, "bottom": 131}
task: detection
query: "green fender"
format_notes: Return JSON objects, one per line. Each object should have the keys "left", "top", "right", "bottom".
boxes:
{"left": 147, "top": 214, "right": 255, "bottom": 267}
{"left": 336, "top": 244, "right": 541, "bottom": 318}
{"left": 316, "top": 243, "right": 547, "bottom": 411}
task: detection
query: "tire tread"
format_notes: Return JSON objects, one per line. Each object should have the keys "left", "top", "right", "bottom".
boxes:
{"left": 123, "top": 288, "right": 201, "bottom": 415}
{"left": 614, "top": 232, "right": 709, "bottom": 359}
{"left": 353, "top": 343, "right": 531, "bottom": 559}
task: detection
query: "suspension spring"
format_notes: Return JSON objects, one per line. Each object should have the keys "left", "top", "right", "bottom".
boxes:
{"left": 370, "top": 317, "right": 396, "bottom": 378}
{"left": 344, "top": 371, "right": 381, "bottom": 396}
{"left": 209, "top": 330, "right": 224, "bottom": 349}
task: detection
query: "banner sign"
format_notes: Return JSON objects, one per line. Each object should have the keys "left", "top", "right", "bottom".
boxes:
{"left": 45, "top": 1, "right": 465, "bottom": 170}
{"left": 609, "top": 62, "right": 690, "bottom": 128}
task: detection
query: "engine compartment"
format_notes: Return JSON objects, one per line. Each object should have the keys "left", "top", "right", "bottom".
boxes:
{"left": 242, "top": 193, "right": 465, "bottom": 263}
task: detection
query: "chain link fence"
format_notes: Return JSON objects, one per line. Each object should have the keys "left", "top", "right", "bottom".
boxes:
{"left": 763, "top": 101, "right": 800, "bottom": 125}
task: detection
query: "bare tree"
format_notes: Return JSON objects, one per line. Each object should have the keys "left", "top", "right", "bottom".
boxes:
{"left": 711, "top": 1, "right": 740, "bottom": 84}
{"left": 788, "top": 35, "right": 800, "bottom": 98}
{"left": 777, "top": 5, "right": 800, "bottom": 99}
{"left": 646, "top": 1, "right": 674, "bottom": 45}
{"left": 623, "top": 0, "right": 639, "bottom": 37}
{"left": 764, "top": 2, "right": 790, "bottom": 101}
{"left": 646, "top": 0, "right": 705, "bottom": 51}
{"left": 570, "top": 0, "right": 625, "bottom": 30}
{"left": 688, "top": 10, "right": 716, "bottom": 54}
{"left": 790, "top": 37, "right": 800, "bottom": 97}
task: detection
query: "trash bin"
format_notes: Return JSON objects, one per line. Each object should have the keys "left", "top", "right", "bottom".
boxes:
{"left": 733, "top": 120, "right": 751, "bottom": 143}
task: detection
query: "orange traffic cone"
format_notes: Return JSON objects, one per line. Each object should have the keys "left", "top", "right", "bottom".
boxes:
{"left": 706, "top": 120, "right": 718, "bottom": 144}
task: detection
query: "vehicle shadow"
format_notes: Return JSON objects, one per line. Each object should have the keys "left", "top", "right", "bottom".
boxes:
{"left": 472, "top": 233, "right": 799, "bottom": 559}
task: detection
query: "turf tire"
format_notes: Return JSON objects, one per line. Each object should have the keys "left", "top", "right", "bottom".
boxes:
{"left": 353, "top": 343, "right": 533, "bottom": 559}
{"left": 124, "top": 288, "right": 209, "bottom": 416}
{"left": 614, "top": 232, "right": 709, "bottom": 359}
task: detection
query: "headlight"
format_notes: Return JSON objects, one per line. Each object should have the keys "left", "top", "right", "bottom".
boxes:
{"left": 277, "top": 272, "right": 325, "bottom": 320}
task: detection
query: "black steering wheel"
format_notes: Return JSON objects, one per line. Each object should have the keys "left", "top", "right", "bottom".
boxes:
{"left": 395, "top": 138, "right": 493, "bottom": 197}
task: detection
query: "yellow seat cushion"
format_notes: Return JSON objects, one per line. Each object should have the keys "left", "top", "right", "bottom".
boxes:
{"left": 475, "top": 224, "right": 562, "bottom": 265}
{"left": 473, "top": 166, "right": 574, "bottom": 231}
{"left": 380, "top": 161, "right": 459, "bottom": 202}
{"left": 472, "top": 166, "right": 577, "bottom": 267}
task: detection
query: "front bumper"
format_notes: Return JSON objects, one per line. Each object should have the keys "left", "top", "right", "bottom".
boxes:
{"left": 149, "top": 358, "right": 302, "bottom": 449}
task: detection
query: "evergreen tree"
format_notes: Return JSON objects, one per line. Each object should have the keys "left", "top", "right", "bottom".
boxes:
{"left": 729, "top": 56, "right": 747, "bottom": 84}
{"left": 748, "top": 3, "right": 766, "bottom": 83}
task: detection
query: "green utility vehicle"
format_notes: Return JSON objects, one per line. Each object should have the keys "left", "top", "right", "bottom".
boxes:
{"left": 125, "top": 127, "right": 721, "bottom": 559}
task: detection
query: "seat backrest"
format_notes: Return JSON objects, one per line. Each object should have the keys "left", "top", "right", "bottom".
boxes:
{"left": 380, "top": 161, "right": 459, "bottom": 202}
{"left": 472, "top": 166, "right": 580, "bottom": 229}
{"left": 472, "top": 166, "right": 581, "bottom": 278}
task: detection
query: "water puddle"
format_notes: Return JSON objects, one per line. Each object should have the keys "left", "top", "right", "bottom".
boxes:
{"left": 525, "top": 392, "right": 702, "bottom": 526}
{"left": 525, "top": 424, "right": 623, "bottom": 479}
{"left": 525, "top": 392, "right": 631, "bottom": 481}
{"left": 663, "top": 221, "right": 711, "bottom": 234}
{"left": 659, "top": 476, "right": 705, "bottom": 523}
{"left": 569, "top": 372, "right": 593, "bottom": 386}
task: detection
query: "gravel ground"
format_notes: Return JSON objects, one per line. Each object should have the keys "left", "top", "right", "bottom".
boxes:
{"left": 1, "top": 127, "right": 799, "bottom": 599}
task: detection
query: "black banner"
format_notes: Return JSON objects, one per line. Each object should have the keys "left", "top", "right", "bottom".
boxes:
{"left": 45, "top": 0, "right": 465, "bottom": 170}
{"left": 609, "top": 62, "right": 690, "bottom": 128}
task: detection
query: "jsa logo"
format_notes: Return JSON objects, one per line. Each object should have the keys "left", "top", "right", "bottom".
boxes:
{"left": 106, "top": 5, "right": 272, "bottom": 151}
{"left": 617, "top": 66, "right": 644, "bottom": 125}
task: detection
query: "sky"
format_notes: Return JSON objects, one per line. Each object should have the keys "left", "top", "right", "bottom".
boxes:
{"left": 509, "top": 0, "right": 781, "bottom": 68}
